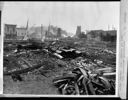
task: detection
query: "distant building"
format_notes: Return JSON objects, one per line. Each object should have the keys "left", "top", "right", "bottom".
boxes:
{"left": 4, "top": 24, "right": 17, "bottom": 40}
{"left": 86, "top": 30, "right": 103, "bottom": 41}
{"left": 45, "top": 31, "right": 58, "bottom": 41}
{"left": 74, "top": 26, "right": 81, "bottom": 38}
{"left": 28, "top": 25, "right": 67, "bottom": 41}
{"left": 74, "top": 26, "right": 87, "bottom": 39}
{"left": 86, "top": 30, "right": 117, "bottom": 42}
{"left": 16, "top": 27, "right": 27, "bottom": 40}
{"left": 45, "top": 25, "right": 61, "bottom": 41}
{"left": 56, "top": 28, "right": 62, "bottom": 38}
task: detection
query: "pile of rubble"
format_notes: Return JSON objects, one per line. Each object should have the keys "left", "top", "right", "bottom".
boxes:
{"left": 3, "top": 39, "right": 116, "bottom": 94}
{"left": 53, "top": 62, "right": 115, "bottom": 95}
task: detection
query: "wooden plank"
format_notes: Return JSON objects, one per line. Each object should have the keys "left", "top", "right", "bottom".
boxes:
{"left": 4, "top": 63, "right": 43, "bottom": 75}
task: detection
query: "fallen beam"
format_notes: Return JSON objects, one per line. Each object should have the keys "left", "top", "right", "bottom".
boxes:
{"left": 103, "top": 72, "right": 116, "bottom": 79}
{"left": 96, "top": 67, "right": 115, "bottom": 73}
{"left": 90, "top": 72, "right": 116, "bottom": 79}
{"left": 4, "top": 63, "right": 43, "bottom": 75}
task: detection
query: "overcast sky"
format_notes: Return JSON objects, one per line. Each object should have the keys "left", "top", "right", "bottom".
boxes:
{"left": 2, "top": 2, "right": 120, "bottom": 34}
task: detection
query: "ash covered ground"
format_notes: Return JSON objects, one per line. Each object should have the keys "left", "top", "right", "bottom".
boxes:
{"left": 3, "top": 38, "right": 116, "bottom": 94}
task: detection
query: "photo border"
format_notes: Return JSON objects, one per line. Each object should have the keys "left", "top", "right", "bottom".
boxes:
{"left": 0, "top": 1, "right": 125, "bottom": 100}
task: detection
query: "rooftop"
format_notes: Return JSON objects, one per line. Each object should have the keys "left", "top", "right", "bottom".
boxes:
{"left": 5, "top": 24, "right": 17, "bottom": 27}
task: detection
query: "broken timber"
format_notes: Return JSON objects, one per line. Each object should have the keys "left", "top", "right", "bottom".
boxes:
{"left": 4, "top": 62, "right": 44, "bottom": 75}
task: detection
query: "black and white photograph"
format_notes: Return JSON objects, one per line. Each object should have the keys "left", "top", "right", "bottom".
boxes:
{"left": 2, "top": 1, "right": 120, "bottom": 96}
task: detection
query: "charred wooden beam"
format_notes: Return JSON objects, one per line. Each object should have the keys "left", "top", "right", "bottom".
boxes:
{"left": 4, "top": 62, "right": 43, "bottom": 75}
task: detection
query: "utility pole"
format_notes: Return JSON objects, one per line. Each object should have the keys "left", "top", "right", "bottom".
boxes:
{"left": 23, "top": 19, "right": 29, "bottom": 40}
{"left": 41, "top": 24, "right": 44, "bottom": 42}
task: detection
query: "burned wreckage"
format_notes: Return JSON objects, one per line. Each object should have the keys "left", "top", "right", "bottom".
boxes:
{"left": 4, "top": 39, "right": 116, "bottom": 95}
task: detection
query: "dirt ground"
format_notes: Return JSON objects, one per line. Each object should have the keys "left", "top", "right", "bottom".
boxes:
{"left": 3, "top": 67, "right": 65, "bottom": 94}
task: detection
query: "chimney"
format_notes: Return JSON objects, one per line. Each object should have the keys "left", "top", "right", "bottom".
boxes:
{"left": 76, "top": 26, "right": 81, "bottom": 37}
